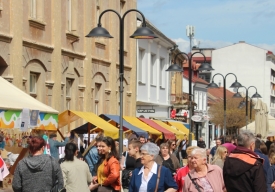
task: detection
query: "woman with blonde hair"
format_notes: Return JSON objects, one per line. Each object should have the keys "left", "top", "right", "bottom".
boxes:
{"left": 211, "top": 145, "right": 228, "bottom": 169}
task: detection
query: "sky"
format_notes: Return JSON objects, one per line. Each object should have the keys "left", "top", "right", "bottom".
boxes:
{"left": 137, "top": 0, "right": 275, "bottom": 53}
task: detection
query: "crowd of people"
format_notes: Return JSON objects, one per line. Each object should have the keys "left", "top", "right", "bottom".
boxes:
{"left": 9, "top": 130, "right": 275, "bottom": 192}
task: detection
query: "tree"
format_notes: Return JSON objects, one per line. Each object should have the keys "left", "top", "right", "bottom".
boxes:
{"left": 208, "top": 98, "right": 255, "bottom": 133}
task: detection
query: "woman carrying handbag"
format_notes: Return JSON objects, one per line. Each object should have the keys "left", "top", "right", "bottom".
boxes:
{"left": 90, "top": 137, "right": 121, "bottom": 192}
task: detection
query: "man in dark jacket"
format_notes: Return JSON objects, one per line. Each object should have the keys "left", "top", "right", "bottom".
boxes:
{"left": 254, "top": 139, "right": 270, "bottom": 177}
{"left": 223, "top": 130, "right": 266, "bottom": 192}
{"left": 197, "top": 137, "right": 206, "bottom": 148}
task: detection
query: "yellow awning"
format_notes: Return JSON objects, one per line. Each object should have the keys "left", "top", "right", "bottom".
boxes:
{"left": 153, "top": 120, "right": 184, "bottom": 140}
{"left": 123, "top": 116, "right": 162, "bottom": 138}
{"left": 58, "top": 110, "right": 118, "bottom": 138}
{"left": 166, "top": 121, "right": 194, "bottom": 140}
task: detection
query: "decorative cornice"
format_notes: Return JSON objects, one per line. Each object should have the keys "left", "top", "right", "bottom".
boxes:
{"left": 45, "top": 81, "right": 54, "bottom": 87}
{"left": 61, "top": 82, "right": 65, "bottom": 89}
{"left": 28, "top": 18, "right": 46, "bottom": 30}
{"left": 61, "top": 48, "right": 86, "bottom": 60}
{"left": 78, "top": 85, "right": 86, "bottom": 90}
{"left": 0, "top": 33, "right": 13, "bottom": 43}
{"left": 116, "top": 63, "right": 132, "bottom": 70}
{"left": 95, "top": 42, "right": 106, "bottom": 49}
{"left": 66, "top": 32, "right": 79, "bottom": 41}
{"left": 22, "top": 77, "right": 27, "bottom": 84}
{"left": 105, "top": 89, "right": 111, "bottom": 94}
{"left": 2, "top": 76, "right": 13, "bottom": 83}
{"left": 23, "top": 39, "right": 54, "bottom": 53}
{"left": 92, "top": 57, "right": 111, "bottom": 66}
{"left": 126, "top": 91, "right": 132, "bottom": 96}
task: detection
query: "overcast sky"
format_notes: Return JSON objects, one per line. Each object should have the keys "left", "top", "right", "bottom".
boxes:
{"left": 137, "top": 0, "right": 275, "bottom": 53}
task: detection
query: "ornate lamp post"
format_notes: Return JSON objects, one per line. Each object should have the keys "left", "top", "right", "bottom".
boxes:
{"left": 233, "top": 86, "right": 262, "bottom": 129}
{"left": 86, "top": 9, "right": 157, "bottom": 156}
{"left": 166, "top": 52, "right": 214, "bottom": 142}
{"left": 207, "top": 73, "right": 242, "bottom": 135}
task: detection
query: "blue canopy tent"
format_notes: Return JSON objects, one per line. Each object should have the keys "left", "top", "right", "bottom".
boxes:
{"left": 100, "top": 114, "right": 148, "bottom": 138}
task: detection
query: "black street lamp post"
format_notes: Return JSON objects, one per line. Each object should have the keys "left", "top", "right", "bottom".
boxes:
{"left": 166, "top": 52, "right": 214, "bottom": 142}
{"left": 86, "top": 9, "right": 157, "bottom": 157}
{"left": 233, "top": 86, "right": 262, "bottom": 129}
{"left": 207, "top": 73, "right": 242, "bottom": 135}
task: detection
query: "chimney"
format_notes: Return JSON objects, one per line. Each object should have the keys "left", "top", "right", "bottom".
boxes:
{"left": 239, "top": 41, "right": 245, "bottom": 43}
{"left": 218, "top": 81, "right": 221, "bottom": 87}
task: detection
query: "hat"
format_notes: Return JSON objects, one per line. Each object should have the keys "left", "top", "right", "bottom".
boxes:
{"left": 222, "top": 143, "right": 236, "bottom": 154}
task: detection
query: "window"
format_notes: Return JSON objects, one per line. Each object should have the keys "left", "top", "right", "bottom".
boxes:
{"left": 159, "top": 58, "right": 165, "bottom": 88}
{"left": 199, "top": 75, "right": 206, "bottom": 80}
{"left": 120, "top": 0, "right": 125, "bottom": 15}
{"left": 30, "top": 0, "right": 44, "bottom": 20}
{"left": 30, "top": 0, "right": 36, "bottom": 18}
{"left": 30, "top": 73, "right": 37, "bottom": 94}
{"left": 67, "top": 0, "right": 77, "bottom": 32}
{"left": 150, "top": 53, "right": 156, "bottom": 85}
{"left": 96, "top": 0, "right": 100, "bottom": 21}
{"left": 66, "top": 78, "right": 73, "bottom": 97}
{"left": 138, "top": 49, "right": 145, "bottom": 83}
{"left": 95, "top": 83, "right": 101, "bottom": 115}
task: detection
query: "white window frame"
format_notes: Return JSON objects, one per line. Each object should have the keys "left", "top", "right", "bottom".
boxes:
{"left": 150, "top": 53, "right": 156, "bottom": 86}
{"left": 30, "top": 73, "right": 37, "bottom": 94}
{"left": 138, "top": 48, "right": 145, "bottom": 83}
{"left": 159, "top": 58, "right": 165, "bottom": 88}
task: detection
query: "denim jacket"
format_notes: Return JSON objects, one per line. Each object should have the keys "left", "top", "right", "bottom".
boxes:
{"left": 84, "top": 146, "right": 98, "bottom": 176}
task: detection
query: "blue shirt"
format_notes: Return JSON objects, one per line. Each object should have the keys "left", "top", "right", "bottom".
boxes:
{"left": 129, "top": 164, "right": 178, "bottom": 192}
{"left": 49, "top": 137, "right": 69, "bottom": 159}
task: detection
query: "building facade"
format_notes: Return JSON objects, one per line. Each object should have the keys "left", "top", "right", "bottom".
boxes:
{"left": 211, "top": 41, "right": 275, "bottom": 117}
{"left": 136, "top": 20, "right": 178, "bottom": 118}
{"left": 0, "top": 0, "right": 138, "bottom": 132}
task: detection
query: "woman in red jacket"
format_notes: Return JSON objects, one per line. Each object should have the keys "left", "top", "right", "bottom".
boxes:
{"left": 174, "top": 146, "right": 198, "bottom": 192}
{"left": 90, "top": 136, "right": 121, "bottom": 192}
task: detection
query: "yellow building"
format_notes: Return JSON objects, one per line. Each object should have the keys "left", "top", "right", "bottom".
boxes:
{"left": 0, "top": 0, "right": 138, "bottom": 131}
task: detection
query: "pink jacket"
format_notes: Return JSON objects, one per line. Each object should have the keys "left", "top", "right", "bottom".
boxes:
{"left": 183, "top": 164, "right": 225, "bottom": 192}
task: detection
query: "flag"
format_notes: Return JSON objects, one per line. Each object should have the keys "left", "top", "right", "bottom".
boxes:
{"left": 0, "top": 156, "right": 9, "bottom": 181}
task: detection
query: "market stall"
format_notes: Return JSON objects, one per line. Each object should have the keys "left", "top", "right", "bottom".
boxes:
{"left": 100, "top": 114, "right": 148, "bottom": 138}
{"left": 0, "top": 76, "right": 59, "bottom": 189}
{"left": 58, "top": 110, "right": 119, "bottom": 139}
{"left": 138, "top": 118, "right": 175, "bottom": 140}
{"left": 123, "top": 116, "right": 162, "bottom": 141}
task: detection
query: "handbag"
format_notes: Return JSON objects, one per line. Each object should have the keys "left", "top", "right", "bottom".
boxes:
{"left": 154, "top": 165, "right": 162, "bottom": 192}
{"left": 97, "top": 186, "right": 113, "bottom": 192}
{"left": 188, "top": 173, "right": 202, "bottom": 192}
{"left": 50, "top": 157, "right": 66, "bottom": 192}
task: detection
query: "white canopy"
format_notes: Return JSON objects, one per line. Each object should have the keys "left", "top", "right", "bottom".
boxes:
{"left": 0, "top": 76, "right": 58, "bottom": 114}
{"left": 240, "top": 115, "right": 275, "bottom": 137}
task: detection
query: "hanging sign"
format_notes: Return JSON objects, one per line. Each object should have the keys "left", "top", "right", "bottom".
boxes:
{"left": 191, "top": 115, "right": 202, "bottom": 122}
{"left": 137, "top": 109, "right": 155, "bottom": 113}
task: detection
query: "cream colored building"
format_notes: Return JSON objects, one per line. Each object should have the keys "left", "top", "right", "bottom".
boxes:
{"left": 0, "top": 0, "right": 138, "bottom": 131}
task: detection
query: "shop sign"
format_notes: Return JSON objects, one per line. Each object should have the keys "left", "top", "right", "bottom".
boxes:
{"left": 191, "top": 115, "right": 202, "bottom": 122}
{"left": 137, "top": 109, "right": 155, "bottom": 113}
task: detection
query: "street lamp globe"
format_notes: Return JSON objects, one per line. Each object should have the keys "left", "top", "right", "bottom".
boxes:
{"left": 198, "top": 63, "right": 214, "bottom": 71}
{"left": 229, "top": 80, "right": 242, "bottom": 88}
{"left": 233, "top": 92, "right": 243, "bottom": 98}
{"left": 207, "top": 81, "right": 219, "bottom": 88}
{"left": 165, "top": 64, "right": 183, "bottom": 72}
{"left": 252, "top": 92, "right": 262, "bottom": 98}
{"left": 86, "top": 25, "right": 113, "bottom": 38}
